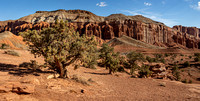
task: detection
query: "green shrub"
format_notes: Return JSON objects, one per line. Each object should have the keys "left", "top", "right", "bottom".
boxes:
{"left": 183, "top": 61, "right": 190, "bottom": 67}
{"left": 189, "top": 80, "right": 192, "bottom": 84}
{"left": 189, "top": 56, "right": 192, "bottom": 59}
{"left": 4, "top": 50, "right": 20, "bottom": 57}
{"left": 194, "top": 53, "right": 200, "bottom": 57}
{"left": 138, "top": 65, "right": 152, "bottom": 78}
{"left": 99, "top": 43, "right": 120, "bottom": 74}
{"left": 181, "top": 79, "right": 188, "bottom": 83}
{"left": 71, "top": 75, "right": 89, "bottom": 85}
{"left": 164, "top": 53, "right": 170, "bottom": 57}
{"left": 0, "top": 43, "right": 10, "bottom": 49}
{"left": 172, "top": 64, "right": 181, "bottom": 81}
{"left": 194, "top": 57, "right": 200, "bottom": 62}
{"left": 180, "top": 54, "right": 184, "bottom": 56}
{"left": 19, "top": 60, "right": 39, "bottom": 71}
{"left": 126, "top": 51, "right": 145, "bottom": 75}
{"left": 154, "top": 54, "right": 163, "bottom": 59}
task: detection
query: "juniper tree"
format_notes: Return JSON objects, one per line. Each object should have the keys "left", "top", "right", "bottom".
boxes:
{"left": 99, "top": 43, "right": 120, "bottom": 74}
{"left": 20, "top": 20, "right": 98, "bottom": 78}
{"left": 126, "top": 51, "right": 145, "bottom": 75}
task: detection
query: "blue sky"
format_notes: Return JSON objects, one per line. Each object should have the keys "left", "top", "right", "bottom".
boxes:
{"left": 0, "top": 0, "right": 199, "bottom": 27}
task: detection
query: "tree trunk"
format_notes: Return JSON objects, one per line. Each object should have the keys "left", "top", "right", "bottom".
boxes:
{"left": 109, "top": 69, "right": 112, "bottom": 74}
{"left": 55, "top": 56, "right": 64, "bottom": 78}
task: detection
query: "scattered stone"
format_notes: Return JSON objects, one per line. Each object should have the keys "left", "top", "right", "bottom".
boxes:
{"left": 159, "top": 82, "right": 166, "bottom": 87}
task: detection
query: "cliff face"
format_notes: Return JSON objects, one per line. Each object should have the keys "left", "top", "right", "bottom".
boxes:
{"left": 0, "top": 9, "right": 199, "bottom": 49}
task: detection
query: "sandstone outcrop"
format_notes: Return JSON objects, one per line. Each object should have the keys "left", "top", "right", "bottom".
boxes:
{"left": 0, "top": 9, "right": 199, "bottom": 49}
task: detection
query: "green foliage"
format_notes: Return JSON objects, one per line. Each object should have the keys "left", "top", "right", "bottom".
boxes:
{"left": 4, "top": 50, "right": 20, "bottom": 57}
{"left": 138, "top": 65, "right": 152, "bottom": 78}
{"left": 194, "top": 57, "right": 200, "bottom": 62}
{"left": 126, "top": 51, "right": 145, "bottom": 75}
{"left": 99, "top": 43, "right": 121, "bottom": 74}
{"left": 154, "top": 54, "right": 163, "bottom": 59}
{"left": 194, "top": 53, "right": 200, "bottom": 62}
{"left": 20, "top": 20, "right": 98, "bottom": 78}
{"left": 181, "top": 79, "right": 188, "bottom": 83}
{"left": 180, "top": 54, "right": 184, "bottom": 56}
{"left": 164, "top": 53, "right": 170, "bottom": 57}
{"left": 146, "top": 55, "right": 165, "bottom": 63}
{"left": 172, "top": 64, "right": 181, "bottom": 81}
{"left": 0, "top": 43, "right": 10, "bottom": 49}
{"left": 19, "top": 60, "right": 40, "bottom": 71}
{"left": 183, "top": 61, "right": 190, "bottom": 67}
{"left": 189, "top": 56, "right": 192, "bottom": 59}
{"left": 194, "top": 53, "right": 200, "bottom": 57}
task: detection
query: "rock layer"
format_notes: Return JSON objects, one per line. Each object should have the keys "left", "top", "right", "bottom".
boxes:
{"left": 0, "top": 9, "right": 199, "bottom": 49}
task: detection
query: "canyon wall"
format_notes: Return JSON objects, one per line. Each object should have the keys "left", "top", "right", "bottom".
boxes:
{"left": 0, "top": 10, "right": 199, "bottom": 49}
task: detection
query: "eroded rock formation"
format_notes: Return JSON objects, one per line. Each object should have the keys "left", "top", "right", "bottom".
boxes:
{"left": 0, "top": 9, "right": 199, "bottom": 49}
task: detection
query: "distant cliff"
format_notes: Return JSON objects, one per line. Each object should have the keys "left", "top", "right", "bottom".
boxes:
{"left": 0, "top": 9, "right": 199, "bottom": 49}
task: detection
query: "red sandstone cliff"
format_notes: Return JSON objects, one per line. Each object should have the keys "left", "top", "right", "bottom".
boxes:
{"left": 0, "top": 9, "right": 199, "bottom": 49}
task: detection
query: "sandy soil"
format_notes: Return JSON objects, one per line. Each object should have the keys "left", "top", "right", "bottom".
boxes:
{"left": 0, "top": 49, "right": 200, "bottom": 101}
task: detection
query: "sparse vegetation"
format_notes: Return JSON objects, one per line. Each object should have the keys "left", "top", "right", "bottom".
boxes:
{"left": 0, "top": 43, "right": 10, "bottom": 49}
{"left": 126, "top": 51, "right": 145, "bottom": 75}
{"left": 164, "top": 53, "right": 170, "bottom": 57}
{"left": 20, "top": 20, "right": 98, "bottom": 78}
{"left": 194, "top": 53, "right": 200, "bottom": 62}
{"left": 4, "top": 50, "right": 20, "bottom": 57}
{"left": 183, "top": 61, "right": 190, "bottom": 67}
{"left": 71, "top": 75, "right": 89, "bottom": 85}
{"left": 99, "top": 43, "right": 121, "bottom": 74}
{"left": 172, "top": 64, "right": 181, "bottom": 81}
{"left": 138, "top": 65, "right": 152, "bottom": 78}
{"left": 19, "top": 60, "right": 40, "bottom": 71}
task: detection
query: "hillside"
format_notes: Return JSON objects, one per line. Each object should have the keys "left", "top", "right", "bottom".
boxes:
{"left": 0, "top": 9, "right": 199, "bottom": 50}
{"left": 0, "top": 31, "right": 26, "bottom": 49}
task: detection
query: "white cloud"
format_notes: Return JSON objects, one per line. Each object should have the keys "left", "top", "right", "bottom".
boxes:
{"left": 190, "top": 2, "right": 200, "bottom": 11}
{"left": 162, "top": 1, "right": 166, "bottom": 4}
{"left": 144, "top": 2, "right": 152, "bottom": 6}
{"left": 122, "top": 9, "right": 178, "bottom": 27}
{"left": 96, "top": 2, "right": 107, "bottom": 7}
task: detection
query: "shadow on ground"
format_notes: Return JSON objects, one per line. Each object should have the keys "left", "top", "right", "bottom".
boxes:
{"left": 84, "top": 72, "right": 109, "bottom": 75}
{"left": 0, "top": 62, "right": 53, "bottom": 76}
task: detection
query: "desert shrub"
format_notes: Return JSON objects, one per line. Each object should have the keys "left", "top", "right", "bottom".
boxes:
{"left": 194, "top": 57, "right": 200, "bottom": 62}
{"left": 146, "top": 55, "right": 165, "bottom": 63}
{"left": 160, "top": 58, "right": 165, "bottom": 64}
{"left": 180, "top": 54, "right": 184, "bottom": 56}
{"left": 172, "top": 64, "right": 181, "bottom": 81}
{"left": 4, "top": 50, "right": 20, "bottom": 57}
{"left": 20, "top": 20, "right": 97, "bottom": 78}
{"left": 126, "top": 51, "right": 145, "bottom": 75}
{"left": 181, "top": 59, "right": 183, "bottom": 61}
{"left": 181, "top": 79, "right": 188, "bottom": 83}
{"left": 189, "top": 80, "right": 192, "bottom": 84}
{"left": 19, "top": 60, "right": 40, "bottom": 71}
{"left": 194, "top": 53, "right": 200, "bottom": 62}
{"left": 154, "top": 54, "right": 163, "bottom": 59}
{"left": 0, "top": 43, "right": 10, "bottom": 49}
{"left": 99, "top": 43, "right": 121, "bottom": 74}
{"left": 71, "top": 75, "right": 89, "bottom": 85}
{"left": 146, "top": 56, "right": 154, "bottom": 63}
{"left": 183, "top": 61, "right": 190, "bottom": 67}
{"left": 189, "top": 56, "right": 192, "bottom": 59}
{"left": 164, "top": 53, "right": 170, "bottom": 57}
{"left": 194, "top": 53, "right": 200, "bottom": 57}
{"left": 138, "top": 65, "right": 152, "bottom": 78}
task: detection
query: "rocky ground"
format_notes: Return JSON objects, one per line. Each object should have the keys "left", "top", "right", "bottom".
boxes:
{"left": 0, "top": 49, "right": 200, "bottom": 101}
